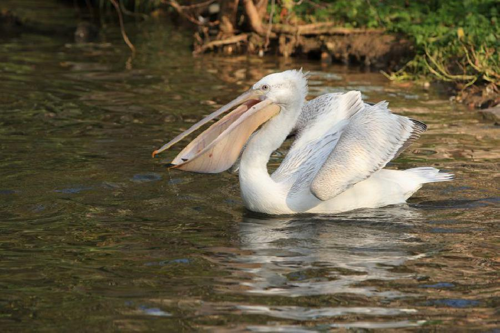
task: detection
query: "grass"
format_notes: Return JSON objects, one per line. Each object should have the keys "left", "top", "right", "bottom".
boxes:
{"left": 290, "top": 0, "right": 499, "bottom": 87}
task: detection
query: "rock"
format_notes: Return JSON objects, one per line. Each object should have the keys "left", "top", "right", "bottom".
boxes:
{"left": 0, "top": 9, "right": 22, "bottom": 33}
{"left": 164, "top": 114, "right": 177, "bottom": 123}
{"left": 0, "top": 9, "right": 20, "bottom": 25}
{"left": 478, "top": 105, "right": 500, "bottom": 125}
{"left": 75, "top": 22, "right": 99, "bottom": 43}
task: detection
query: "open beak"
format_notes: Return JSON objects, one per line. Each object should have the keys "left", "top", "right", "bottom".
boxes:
{"left": 152, "top": 89, "right": 280, "bottom": 173}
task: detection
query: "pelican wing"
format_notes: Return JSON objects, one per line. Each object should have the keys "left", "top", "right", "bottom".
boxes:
{"left": 273, "top": 91, "right": 364, "bottom": 189}
{"left": 310, "top": 102, "right": 426, "bottom": 201}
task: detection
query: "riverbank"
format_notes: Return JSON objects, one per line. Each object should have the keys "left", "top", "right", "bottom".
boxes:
{"left": 1, "top": 0, "right": 498, "bottom": 110}
{"left": 164, "top": 0, "right": 499, "bottom": 109}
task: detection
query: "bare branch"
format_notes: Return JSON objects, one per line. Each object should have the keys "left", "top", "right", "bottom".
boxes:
{"left": 109, "top": 0, "right": 136, "bottom": 54}
{"left": 242, "top": 0, "right": 266, "bottom": 36}
{"left": 264, "top": 0, "right": 275, "bottom": 49}
{"left": 176, "top": 0, "right": 216, "bottom": 9}
{"left": 272, "top": 23, "right": 385, "bottom": 35}
{"left": 255, "top": 0, "right": 268, "bottom": 18}
{"left": 194, "top": 34, "right": 248, "bottom": 54}
{"left": 219, "top": 0, "right": 239, "bottom": 37}
{"left": 164, "top": 0, "right": 218, "bottom": 26}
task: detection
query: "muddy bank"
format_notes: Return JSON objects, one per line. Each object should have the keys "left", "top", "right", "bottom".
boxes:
{"left": 192, "top": 24, "right": 497, "bottom": 111}
{"left": 478, "top": 105, "right": 500, "bottom": 125}
{"left": 166, "top": 0, "right": 497, "bottom": 111}
{"left": 295, "top": 31, "right": 412, "bottom": 69}
{"left": 456, "top": 83, "right": 500, "bottom": 110}
{"left": 195, "top": 25, "right": 413, "bottom": 71}
{"left": 164, "top": 1, "right": 413, "bottom": 70}
{"left": 2, "top": 0, "right": 497, "bottom": 112}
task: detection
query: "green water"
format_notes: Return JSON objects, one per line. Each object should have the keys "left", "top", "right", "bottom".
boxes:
{"left": 0, "top": 5, "right": 499, "bottom": 332}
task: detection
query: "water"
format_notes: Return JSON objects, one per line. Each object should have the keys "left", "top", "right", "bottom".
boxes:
{"left": 0, "top": 6, "right": 499, "bottom": 332}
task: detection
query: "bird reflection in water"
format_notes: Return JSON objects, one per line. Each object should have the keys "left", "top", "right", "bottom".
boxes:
{"left": 212, "top": 205, "right": 425, "bottom": 298}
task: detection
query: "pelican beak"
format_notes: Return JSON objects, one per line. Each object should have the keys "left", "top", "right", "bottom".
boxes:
{"left": 152, "top": 89, "right": 280, "bottom": 173}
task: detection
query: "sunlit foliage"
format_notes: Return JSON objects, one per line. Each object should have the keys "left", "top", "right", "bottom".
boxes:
{"left": 290, "top": 0, "right": 499, "bottom": 85}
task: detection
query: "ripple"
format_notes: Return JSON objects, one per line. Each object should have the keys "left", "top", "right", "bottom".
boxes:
{"left": 144, "top": 258, "right": 191, "bottom": 266}
{"left": 138, "top": 305, "right": 172, "bottom": 317}
{"left": 0, "top": 189, "right": 17, "bottom": 195}
{"left": 215, "top": 208, "right": 424, "bottom": 297}
{"left": 330, "top": 320, "right": 426, "bottom": 329}
{"left": 131, "top": 173, "right": 162, "bottom": 183}
{"left": 54, "top": 186, "right": 92, "bottom": 194}
{"left": 237, "top": 305, "right": 417, "bottom": 321}
{"left": 248, "top": 326, "right": 317, "bottom": 333}
{"left": 420, "top": 282, "right": 455, "bottom": 288}
{"left": 425, "top": 299, "right": 480, "bottom": 308}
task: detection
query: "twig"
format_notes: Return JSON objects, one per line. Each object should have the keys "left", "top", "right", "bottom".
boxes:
{"left": 264, "top": 0, "right": 276, "bottom": 50}
{"left": 193, "top": 33, "right": 248, "bottom": 55}
{"left": 463, "top": 45, "right": 482, "bottom": 73}
{"left": 462, "top": 44, "right": 500, "bottom": 83}
{"left": 164, "top": 0, "right": 219, "bottom": 26}
{"left": 119, "top": 1, "right": 149, "bottom": 20}
{"left": 462, "top": 76, "right": 478, "bottom": 90}
{"left": 242, "top": 0, "right": 267, "bottom": 36}
{"left": 423, "top": 57, "right": 453, "bottom": 82}
{"left": 174, "top": 0, "right": 216, "bottom": 9}
{"left": 272, "top": 23, "right": 384, "bottom": 35}
{"left": 109, "top": 0, "right": 136, "bottom": 54}
{"left": 425, "top": 48, "right": 475, "bottom": 81}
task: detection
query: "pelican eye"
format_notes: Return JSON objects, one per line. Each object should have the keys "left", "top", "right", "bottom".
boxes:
{"left": 261, "top": 84, "right": 270, "bottom": 92}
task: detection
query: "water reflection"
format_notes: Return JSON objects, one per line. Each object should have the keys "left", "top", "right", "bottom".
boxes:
{"left": 247, "top": 320, "right": 426, "bottom": 332}
{"left": 237, "top": 304, "right": 417, "bottom": 320}
{"left": 220, "top": 206, "right": 425, "bottom": 298}
{"left": 205, "top": 206, "right": 428, "bottom": 328}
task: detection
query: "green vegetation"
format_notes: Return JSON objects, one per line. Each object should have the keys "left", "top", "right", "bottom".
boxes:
{"left": 290, "top": 0, "right": 499, "bottom": 87}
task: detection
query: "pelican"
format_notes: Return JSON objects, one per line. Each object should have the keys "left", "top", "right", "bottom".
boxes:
{"left": 152, "top": 70, "right": 452, "bottom": 215}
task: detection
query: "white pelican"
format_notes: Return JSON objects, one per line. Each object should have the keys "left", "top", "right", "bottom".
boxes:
{"left": 153, "top": 70, "right": 452, "bottom": 215}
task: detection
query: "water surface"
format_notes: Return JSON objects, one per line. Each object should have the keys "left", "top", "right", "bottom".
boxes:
{"left": 0, "top": 8, "right": 498, "bottom": 332}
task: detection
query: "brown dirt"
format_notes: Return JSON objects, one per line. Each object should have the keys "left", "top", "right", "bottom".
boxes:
{"left": 295, "top": 32, "right": 413, "bottom": 69}
{"left": 194, "top": 29, "right": 413, "bottom": 71}
{"left": 455, "top": 83, "right": 500, "bottom": 109}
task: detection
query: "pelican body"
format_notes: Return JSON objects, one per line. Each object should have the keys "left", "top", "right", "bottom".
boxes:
{"left": 153, "top": 70, "right": 452, "bottom": 215}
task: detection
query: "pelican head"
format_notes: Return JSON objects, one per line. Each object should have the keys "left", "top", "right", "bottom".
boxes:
{"left": 252, "top": 69, "right": 308, "bottom": 107}
{"left": 152, "top": 69, "right": 308, "bottom": 173}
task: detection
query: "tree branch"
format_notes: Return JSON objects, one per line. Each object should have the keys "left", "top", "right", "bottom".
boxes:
{"left": 164, "top": 0, "right": 218, "bottom": 26}
{"left": 194, "top": 33, "right": 248, "bottom": 54}
{"left": 272, "top": 23, "right": 385, "bottom": 35}
{"left": 242, "top": 0, "right": 266, "bottom": 36}
{"left": 109, "top": 0, "right": 136, "bottom": 54}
